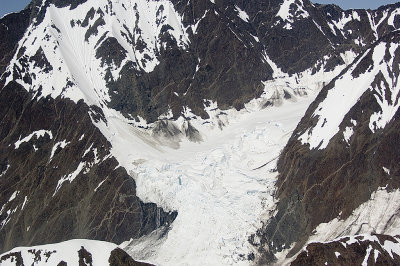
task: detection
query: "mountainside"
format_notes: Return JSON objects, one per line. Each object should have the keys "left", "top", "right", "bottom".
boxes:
{"left": 256, "top": 29, "right": 400, "bottom": 263}
{"left": 0, "top": 81, "right": 176, "bottom": 253}
{"left": 6, "top": 0, "right": 400, "bottom": 124}
{"left": 1, "top": 0, "right": 400, "bottom": 265}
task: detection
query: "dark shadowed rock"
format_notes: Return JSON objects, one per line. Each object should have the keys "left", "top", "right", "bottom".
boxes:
{"left": 109, "top": 248, "right": 154, "bottom": 266}
{"left": 0, "top": 8, "right": 32, "bottom": 74}
{"left": 78, "top": 246, "right": 93, "bottom": 266}
{"left": 0, "top": 251, "right": 24, "bottom": 266}
{"left": 292, "top": 234, "right": 400, "bottom": 266}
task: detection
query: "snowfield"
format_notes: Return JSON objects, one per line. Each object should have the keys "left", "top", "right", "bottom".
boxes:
{"left": 0, "top": 239, "right": 118, "bottom": 266}
{"left": 100, "top": 96, "right": 315, "bottom": 265}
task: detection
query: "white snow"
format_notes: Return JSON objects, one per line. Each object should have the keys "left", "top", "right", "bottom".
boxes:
{"left": 307, "top": 188, "right": 400, "bottom": 244}
{"left": 369, "top": 43, "right": 400, "bottom": 133}
{"left": 2, "top": 1, "right": 393, "bottom": 264}
{"left": 276, "top": 0, "right": 309, "bottom": 29}
{"left": 49, "top": 140, "right": 70, "bottom": 161}
{"left": 343, "top": 127, "right": 353, "bottom": 144}
{"left": 331, "top": 11, "right": 361, "bottom": 33}
{"left": 94, "top": 178, "right": 107, "bottom": 192}
{"left": 343, "top": 119, "right": 357, "bottom": 144}
{"left": 0, "top": 164, "right": 10, "bottom": 177}
{"left": 0, "top": 239, "right": 118, "bottom": 266}
{"left": 298, "top": 233, "right": 400, "bottom": 265}
{"left": 8, "top": 191, "right": 19, "bottom": 202}
{"left": 191, "top": 10, "right": 209, "bottom": 34}
{"left": 83, "top": 143, "right": 94, "bottom": 157}
{"left": 277, "top": 0, "right": 295, "bottom": 21}
{"left": 5, "top": 0, "right": 189, "bottom": 106}
{"left": 362, "top": 245, "right": 373, "bottom": 266}
{"left": 383, "top": 238, "right": 400, "bottom": 259}
{"left": 298, "top": 234, "right": 400, "bottom": 266}
{"left": 54, "top": 162, "right": 86, "bottom": 195}
{"left": 21, "top": 196, "right": 28, "bottom": 210}
{"left": 387, "top": 8, "right": 400, "bottom": 27}
{"left": 98, "top": 96, "right": 314, "bottom": 265}
{"left": 14, "top": 130, "right": 53, "bottom": 149}
{"left": 235, "top": 5, "right": 249, "bottom": 22}
{"left": 300, "top": 40, "right": 399, "bottom": 149}
{"left": 374, "top": 249, "right": 380, "bottom": 262}
{"left": 383, "top": 167, "right": 391, "bottom": 175}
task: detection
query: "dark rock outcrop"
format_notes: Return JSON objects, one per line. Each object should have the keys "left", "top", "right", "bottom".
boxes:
{"left": 0, "top": 7, "right": 31, "bottom": 74}
{"left": 109, "top": 248, "right": 154, "bottom": 266}
{"left": 292, "top": 234, "right": 400, "bottom": 265}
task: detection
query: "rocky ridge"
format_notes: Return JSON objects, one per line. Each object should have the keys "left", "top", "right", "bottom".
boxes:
{"left": 292, "top": 234, "right": 400, "bottom": 265}
{"left": 254, "top": 27, "right": 400, "bottom": 264}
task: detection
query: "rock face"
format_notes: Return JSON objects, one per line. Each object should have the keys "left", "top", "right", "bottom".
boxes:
{"left": 109, "top": 248, "right": 154, "bottom": 266}
{"left": 292, "top": 234, "right": 400, "bottom": 265}
{"left": 255, "top": 30, "right": 400, "bottom": 262}
{"left": 4, "top": 0, "right": 400, "bottom": 124}
{"left": 0, "top": 81, "right": 176, "bottom": 253}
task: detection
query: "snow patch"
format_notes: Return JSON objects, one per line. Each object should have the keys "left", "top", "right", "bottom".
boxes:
{"left": 54, "top": 162, "right": 86, "bottom": 195}
{"left": 0, "top": 164, "right": 10, "bottom": 177}
{"left": 235, "top": 5, "right": 249, "bottom": 22}
{"left": 383, "top": 238, "right": 400, "bottom": 259}
{"left": 362, "top": 245, "right": 373, "bottom": 266}
{"left": 383, "top": 167, "right": 391, "bottom": 175}
{"left": 15, "top": 130, "right": 53, "bottom": 149}
{"left": 49, "top": 140, "right": 70, "bottom": 161}
{"left": 94, "top": 178, "right": 107, "bottom": 192}
{"left": 21, "top": 196, "right": 28, "bottom": 210}
{"left": 8, "top": 191, "right": 19, "bottom": 202}
{"left": 276, "top": 0, "right": 309, "bottom": 30}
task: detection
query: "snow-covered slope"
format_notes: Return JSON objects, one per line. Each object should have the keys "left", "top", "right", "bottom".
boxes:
{"left": 299, "top": 31, "right": 400, "bottom": 149}
{"left": 0, "top": 239, "right": 149, "bottom": 266}
{"left": 116, "top": 97, "right": 315, "bottom": 265}
{"left": 257, "top": 30, "right": 400, "bottom": 264}
{"left": 5, "top": 0, "right": 188, "bottom": 105}
{"left": 0, "top": 239, "right": 116, "bottom": 265}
